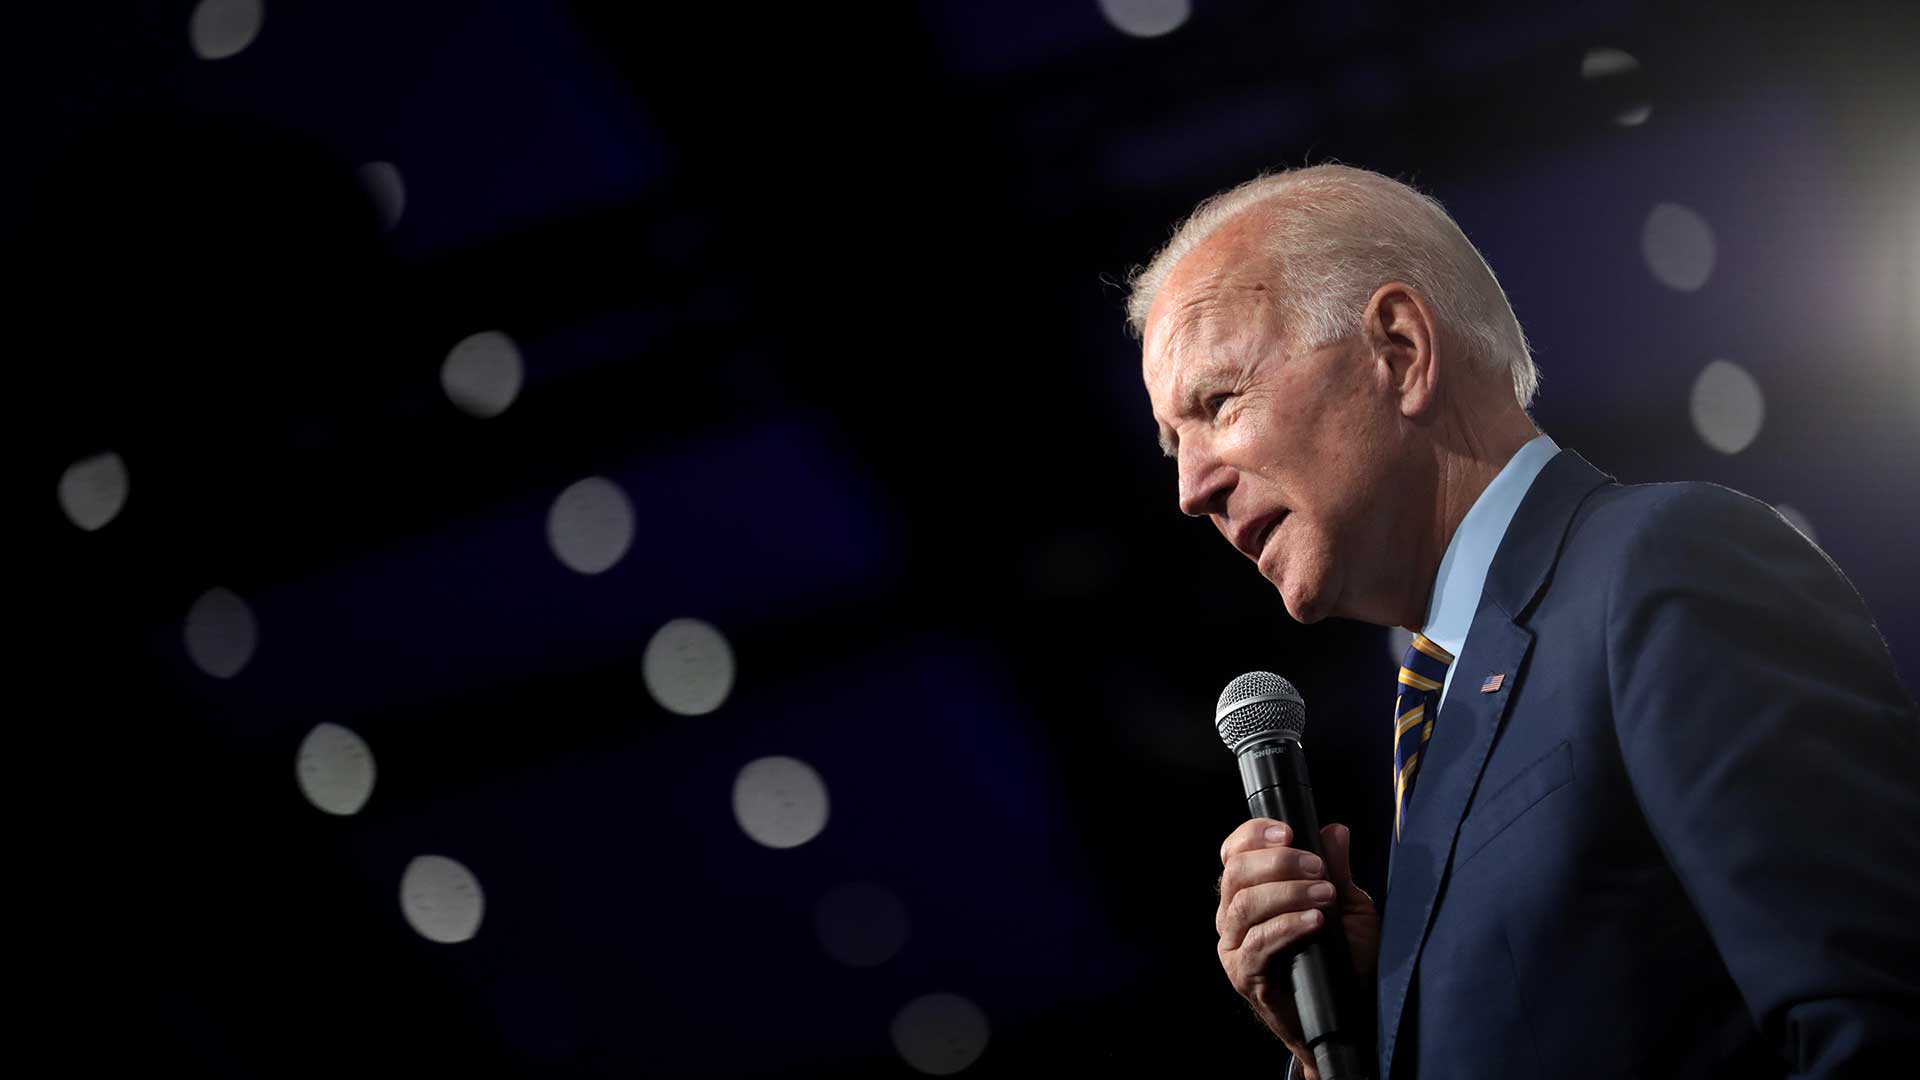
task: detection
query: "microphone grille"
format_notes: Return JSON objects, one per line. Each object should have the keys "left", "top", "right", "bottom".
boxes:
{"left": 1215, "top": 672, "right": 1306, "bottom": 749}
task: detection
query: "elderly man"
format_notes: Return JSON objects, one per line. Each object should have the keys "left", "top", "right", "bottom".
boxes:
{"left": 1128, "top": 164, "right": 1920, "bottom": 1079}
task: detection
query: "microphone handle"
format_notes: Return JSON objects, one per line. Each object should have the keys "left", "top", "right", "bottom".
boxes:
{"left": 1241, "top": 739, "right": 1372, "bottom": 1080}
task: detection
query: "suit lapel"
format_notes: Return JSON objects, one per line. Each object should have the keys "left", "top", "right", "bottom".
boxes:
{"left": 1376, "top": 616, "right": 1531, "bottom": 1076}
{"left": 1375, "top": 449, "right": 1614, "bottom": 1079}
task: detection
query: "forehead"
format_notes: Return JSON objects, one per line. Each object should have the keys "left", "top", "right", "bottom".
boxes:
{"left": 1142, "top": 207, "right": 1282, "bottom": 385}
{"left": 1141, "top": 256, "right": 1279, "bottom": 398}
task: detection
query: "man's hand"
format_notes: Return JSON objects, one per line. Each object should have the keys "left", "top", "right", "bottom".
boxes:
{"left": 1216, "top": 819, "right": 1379, "bottom": 1075}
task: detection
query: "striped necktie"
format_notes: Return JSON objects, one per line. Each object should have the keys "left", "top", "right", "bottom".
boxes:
{"left": 1394, "top": 633, "right": 1455, "bottom": 842}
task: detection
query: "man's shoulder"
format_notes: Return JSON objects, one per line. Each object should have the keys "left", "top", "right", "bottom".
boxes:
{"left": 1557, "top": 475, "right": 1812, "bottom": 569}
{"left": 1580, "top": 475, "right": 1785, "bottom": 534}
{"left": 1515, "top": 470, "right": 1849, "bottom": 618}
{"left": 1540, "top": 471, "right": 1870, "bottom": 634}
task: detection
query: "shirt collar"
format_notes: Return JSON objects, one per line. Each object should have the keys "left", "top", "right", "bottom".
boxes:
{"left": 1417, "top": 433, "right": 1560, "bottom": 659}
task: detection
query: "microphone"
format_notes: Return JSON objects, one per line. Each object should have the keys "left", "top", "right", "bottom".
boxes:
{"left": 1216, "top": 672, "right": 1371, "bottom": 1080}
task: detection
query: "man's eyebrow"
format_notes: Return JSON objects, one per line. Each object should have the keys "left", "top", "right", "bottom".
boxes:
{"left": 1151, "top": 314, "right": 1228, "bottom": 460}
{"left": 1156, "top": 359, "right": 1227, "bottom": 458}
{"left": 1155, "top": 359, "right": 1222, "bottom": 459}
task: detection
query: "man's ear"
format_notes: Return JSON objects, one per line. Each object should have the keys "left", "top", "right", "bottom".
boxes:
{"left": 1362, "top": 282, "right": 1440, "bottom": 419}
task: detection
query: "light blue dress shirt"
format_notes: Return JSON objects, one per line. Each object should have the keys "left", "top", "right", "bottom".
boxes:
{"left": 1417, "top": 433, "right": 1561, "bottom": 704}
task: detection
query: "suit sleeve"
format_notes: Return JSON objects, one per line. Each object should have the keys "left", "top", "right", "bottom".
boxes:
{"left": 1605, "top": 487, "right": 1920, "bottom": 1076}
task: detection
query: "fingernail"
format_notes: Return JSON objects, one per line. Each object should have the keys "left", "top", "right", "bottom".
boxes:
{"left": 1264, "top": 825, "right": 1288, "bottom": 843}
{"left": 1300, "top": 853, "right": 1324, "bottom": 876}
{"left": 1300, "top": 908, "right": 1322, "bottom": 927}
{"left": 1309, "top": 882, "right": 1336, "bottom": 901}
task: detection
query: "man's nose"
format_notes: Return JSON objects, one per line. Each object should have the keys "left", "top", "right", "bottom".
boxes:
{"left": 1177, "top": 452, "right": 1233, "bottom": 518}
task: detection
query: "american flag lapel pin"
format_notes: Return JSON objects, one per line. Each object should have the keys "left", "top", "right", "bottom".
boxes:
{"left": 1480, "top": 673, "right": 1505, "bottom": 693}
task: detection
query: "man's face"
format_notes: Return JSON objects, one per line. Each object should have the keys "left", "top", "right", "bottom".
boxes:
{"left": 1141, "top": 232, "right": 1407, "bottom": 626}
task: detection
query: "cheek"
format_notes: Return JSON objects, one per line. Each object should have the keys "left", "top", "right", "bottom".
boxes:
{"left": 1239, "top": 419, "right": 1310, "bottom": 487}
{"left": 1312, "top": 403, "right": 1392, "bottom": 503}
{"left": 1275, "top": 456, "right": 1377, "bottom": 576}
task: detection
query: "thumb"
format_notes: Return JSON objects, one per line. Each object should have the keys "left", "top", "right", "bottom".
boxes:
{"left": 1320, "top": 823, "right": 1358, "bottom": 894}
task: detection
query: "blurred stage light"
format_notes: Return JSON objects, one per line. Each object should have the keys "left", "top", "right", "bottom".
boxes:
{"left": 546, "top": 476, "right": 635, "bottom": 575}
{"left": 1580, "top": 47, "right": 1639, "bottom": 79}
{"left": 1098, "top": 0, "right": 1191, "bottom": 40}
{"left": 189, "top": 0, "right": 264, "bottom": 62}
{"left": 400, "top": 854, "right": 485, "bottom": 944}
{"left": 732, "top": 755, "right": 829, "bottom": 850}
{"left": 1580, "top": 47, "right": 1651, "bottom": 127}
{"left": 891, "top": 992, "right": 991, "bottom": 1076}
{"left": 57, "top": 451, "right": 129, "bottom": 532}
{"left": 356, "top": 161, "right": 406, "bottom": 232}
{"left": 1689, "top": 359, "right": 1765, "bottom": 455}
{"left": 295, "top": 722, "right": 376, "bottom": 816}
{"left": 642, "top": 617, "right": 735, "bottom": 716}
{"left": 813, "top": 881, "right": 911, "bottom": 968}
{"left": 184, "top": 586, "right": 258, "bottom": 679}
{"left": 1642, "top": 203, "right": 1717, "bottom": 292}
{"left": 441, "top": 329, "right": 524, "bottom": 419}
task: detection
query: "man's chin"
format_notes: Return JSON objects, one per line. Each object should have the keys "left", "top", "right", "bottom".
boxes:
{"left": 1275, "top": 576, "right": 1331, "bottom": 625}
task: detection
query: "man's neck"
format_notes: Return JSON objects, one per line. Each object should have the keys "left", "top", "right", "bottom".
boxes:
{"left": 1408, "top": 411, "right": 1539, "bottom": 628}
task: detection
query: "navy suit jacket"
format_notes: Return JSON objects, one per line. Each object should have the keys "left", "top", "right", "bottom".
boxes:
{"left": 1374, "top": 449, "right": 1920, "bottom": 1078}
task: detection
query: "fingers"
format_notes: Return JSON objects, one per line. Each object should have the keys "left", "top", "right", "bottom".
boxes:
{"left": 1219, "top": 842, "right": 1325, "bottom": 900}
{"left": 1217, "top": 878, "right": 1339, "bottom": 949}
{"left": 1213, "top": 820, "right": 1370, "bottom": 1043}
{"left": 1213, "top": 876, "right": 1336, "bottom": 949}
{"left": 1221, "top": 817, "right": 1291, "bottom": 865}
{"left": 1319, "top": 823, "right": 1374, "bottom": 908}
{"left": 1220, "top": 903, "right": 1327, "bottom": 1004}
{"left": 1320, "top": 823, "right": 1355, "bottom": 893}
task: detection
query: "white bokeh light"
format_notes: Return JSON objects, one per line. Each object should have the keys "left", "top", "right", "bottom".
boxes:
{"left": 547, "top": 476, "right": 635, "bottom": 575}
{"left": 733, "top": 756, "right": 829, "bottom": 850}
{"left": 1690, "top": 359, "right": 1765, "bottom": 454}
{"left": 58, "top": 451, "right": 129, "bottom": 531}
{"left": 189, "top": 0, "right": 264, "bottom": 61}
{"left": 814, "top": 882, "right": 910, "bottom": 968}
{"left": 1581, "top": 48, "right": 1651, "bottom": 126}
{"left": 441, "top": 330, "right": 524, "bottom": 419}
{"left": 1773, "top": 504, "right": 1818, "bottom": 544}
{"left": 296, "top": 722, "right": 376, "bottom": 816}
{"left": 1580, "top": 47, "right": 1639, "bottom": 80}
{"left": 400, "top": 855, "right": 484, "bottom": 944}
{"left": 184, "top": 586, "right": 258, "bottom": 679}
{"left": 357, "top": 161, "right": 406, "bottom": 232}
{"left": 1097, "top": 0, "right": 1190, "bottom": 38}
{"left": 643, "top": 618, "right": 735, "bottom": 716}
{"left": 1642, "top": 203, "right": 1717, "bottom": 292}
{"left": 891, "top": 992, "right": 990, "bottom": 1076}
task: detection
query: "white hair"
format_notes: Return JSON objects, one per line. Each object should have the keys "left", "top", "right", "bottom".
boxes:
{"left": 1124, "top": 163, "right": 1540, "bottom": 409}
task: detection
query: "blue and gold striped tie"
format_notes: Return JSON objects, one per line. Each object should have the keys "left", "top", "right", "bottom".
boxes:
{"left": 1394, "top": 633, "right": 1455, "bottom": 842}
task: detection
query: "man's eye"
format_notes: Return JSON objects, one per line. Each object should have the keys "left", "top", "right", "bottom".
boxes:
{"left": 1206, "top": 393, "right": 1234, "bottom": 417}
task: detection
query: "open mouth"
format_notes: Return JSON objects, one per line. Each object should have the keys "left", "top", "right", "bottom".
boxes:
{"left": 1258, "top": 511, "right": 1288, "bottom": 553}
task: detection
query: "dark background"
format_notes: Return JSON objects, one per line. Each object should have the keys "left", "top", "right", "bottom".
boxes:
{"left": 17, "top": 1, "right": 1918, "bottom": 1075}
